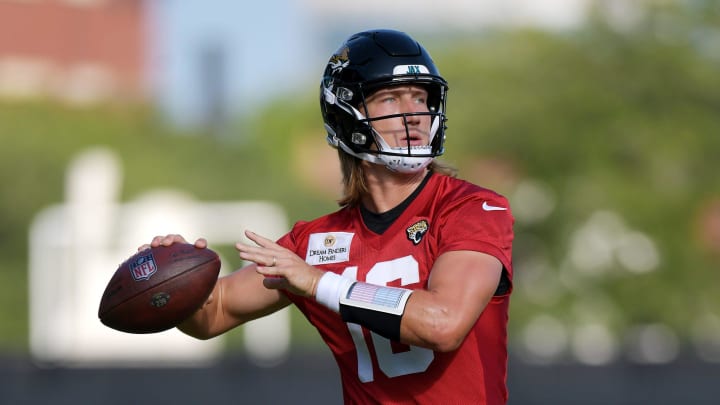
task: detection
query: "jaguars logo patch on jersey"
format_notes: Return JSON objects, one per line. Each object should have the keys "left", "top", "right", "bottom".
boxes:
{"left": 406, "top": 220, "right": 429, "bottom": 245}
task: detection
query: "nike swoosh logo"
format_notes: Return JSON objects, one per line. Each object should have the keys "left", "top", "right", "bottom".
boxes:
{"left": 482, "top": 201, "right": 507, "bottom": 211}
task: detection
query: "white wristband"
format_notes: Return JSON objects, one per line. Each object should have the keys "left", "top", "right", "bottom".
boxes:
{"left": 315, "top": 272, "right": 354, "bottom": 313}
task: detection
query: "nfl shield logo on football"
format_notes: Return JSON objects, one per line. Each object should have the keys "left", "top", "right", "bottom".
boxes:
{"left": 129, "top": 251, "right": 158, "bottom": 281}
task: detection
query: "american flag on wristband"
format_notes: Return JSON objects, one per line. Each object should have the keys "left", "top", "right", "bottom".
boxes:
{"left": 346, "top": 283, "right": 405, "bottom": 310}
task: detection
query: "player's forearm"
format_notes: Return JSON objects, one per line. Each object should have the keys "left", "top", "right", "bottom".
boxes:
{"left": 314, "top": 271, "right": 488, "bottom": 352}
{"left": 398, "top": 291, "right": 471, "bottom": 352}
{"left": 315, "top": 272, "right": 470, "bottom": 351}
{"left": 177, "top": 313, "right": 214, "bottom": 340}
{"left": 176, "top": 280, "right": 227, "bottom": 340}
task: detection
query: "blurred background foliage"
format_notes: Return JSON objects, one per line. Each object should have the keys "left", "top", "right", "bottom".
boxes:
{"left": 1, "top": 1, "right": 719, "bottom": 360}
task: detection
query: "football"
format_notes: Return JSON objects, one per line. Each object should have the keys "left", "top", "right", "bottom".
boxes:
{"left": 98, "top": 243, "right": 221, "bottom": 334}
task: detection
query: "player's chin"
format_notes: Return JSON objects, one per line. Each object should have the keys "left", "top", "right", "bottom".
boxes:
{"left": 262, "top": 275, "right": 287, "bottom": 290}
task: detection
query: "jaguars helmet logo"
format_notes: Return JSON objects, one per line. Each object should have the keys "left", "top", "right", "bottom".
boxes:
{"left": 328, "top": 46, "right": 350, "bottom": 74}
{"left": 406, "top": 220, "right": 429, "bottom": 245}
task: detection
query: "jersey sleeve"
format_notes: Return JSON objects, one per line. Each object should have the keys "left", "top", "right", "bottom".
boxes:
{"left": 276, "top": 230, "right": 295, "bottom": 251}
{"left": 436, "top": 193, "right": 514, "bottom": 277}
{"left": 275, "top": 220, "right": 308, "bottom": 251}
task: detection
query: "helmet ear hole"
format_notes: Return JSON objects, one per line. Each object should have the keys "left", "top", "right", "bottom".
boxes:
{"left": 351, "top": 133, "right": 367, "bottom": 145}
{"left": 337, "top": 87, "right": 354, "bottom": 101}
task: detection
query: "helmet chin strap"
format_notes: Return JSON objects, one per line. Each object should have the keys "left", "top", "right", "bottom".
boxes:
{"left": 373, "top": 136, "right": 434, "bottom": 173}
{"left": 337, "top": 141, "right": 434, "bottom": 173}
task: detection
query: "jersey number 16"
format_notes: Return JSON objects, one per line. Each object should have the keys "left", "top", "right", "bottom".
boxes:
{"left": 343, "top": 255, "right": 434, "bottom": 382}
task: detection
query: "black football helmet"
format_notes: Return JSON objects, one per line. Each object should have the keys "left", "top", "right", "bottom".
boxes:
{"left": 320, "top": 29, "right": 449, "bottom": 173}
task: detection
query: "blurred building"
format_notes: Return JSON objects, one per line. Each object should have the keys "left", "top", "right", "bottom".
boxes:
{"left": 0, "top": 0, "right": 147, "bottom": 105}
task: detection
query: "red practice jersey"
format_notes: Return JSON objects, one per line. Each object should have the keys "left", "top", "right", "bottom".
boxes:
{"left": 278, "top": 174, "right": 514, "bottom": 405}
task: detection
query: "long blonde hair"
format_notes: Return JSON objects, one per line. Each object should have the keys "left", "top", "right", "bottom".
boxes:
{"left": 336, "top": 150, "right": 457, "bottom": 207}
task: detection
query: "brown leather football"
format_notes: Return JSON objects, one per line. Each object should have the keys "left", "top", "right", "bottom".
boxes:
{"left": 98, "top": 243, "right": 220, "bottom": 334}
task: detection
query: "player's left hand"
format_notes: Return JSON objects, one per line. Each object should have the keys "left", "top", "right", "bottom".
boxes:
{"left": 236, "top": 230, "right": 324, "bottom": 298}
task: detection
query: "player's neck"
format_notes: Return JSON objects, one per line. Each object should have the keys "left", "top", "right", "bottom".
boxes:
{"left": 361, "top": 164, "right": 428, "bottom": 214}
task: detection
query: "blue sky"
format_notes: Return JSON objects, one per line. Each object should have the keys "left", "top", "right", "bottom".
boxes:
{"left": 147, "top": 0, "right": 317, "bottom": 127}
{"left": 144, "top": 0, "right": 589, "bottom": 128}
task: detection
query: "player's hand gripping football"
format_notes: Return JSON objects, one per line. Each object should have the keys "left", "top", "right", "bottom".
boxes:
{"left": 138, "top": 234, "right": 209, "bottom": 251}
{"left": 237, "top": 230, "right": 324, "bottom": 298}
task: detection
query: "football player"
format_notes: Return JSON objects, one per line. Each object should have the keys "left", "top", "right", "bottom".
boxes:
{"left": 147, "top": 29, "right": 514, "bottom": 404}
